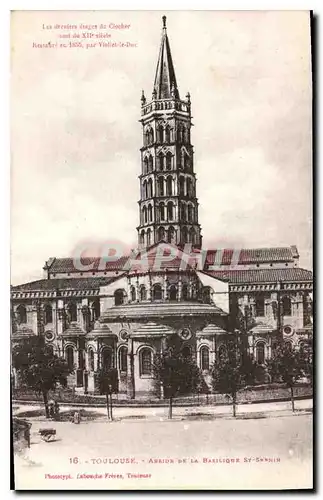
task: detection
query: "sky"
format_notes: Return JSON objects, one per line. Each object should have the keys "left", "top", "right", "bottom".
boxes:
{"left": 11, "top": 10, "right": 312, "bottom": 285}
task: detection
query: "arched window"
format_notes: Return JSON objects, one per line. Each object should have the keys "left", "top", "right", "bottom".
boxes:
{"left": 88, "top": 348, "right": 95, "bottom": 371}
{"left": 166, "top": 176, "right": 173, "bottom": 196}
{"left": 218, "top": 345, "right": 227, "bottom": 359}
{"left": 158, "top": 226, "right": 165, "bottom": 242}
{"left": 189, "top": 227, "right": 196, "bottom": 245}
{"left": 68, "top": 302, "right": 77, "bottom": 322}
{"left": 143, "top": 206, "right": 147, "bottom": 224}
{"left": 147, "top": 204, "right": 153, "bottom": 222}
{"left": 255, "top": 295, "right": 265, "bottom": 317}
{"left": 130, "top": 285, "right": 136, "bottom": 302}
{"left": 91, "top": 299, "right": 100, "bottom": 321}
{"left": 186, "top": 177, "right": 192, "bottom": 196}
{"left": 159, "top": 202, "right": 165, "bottom": 221}
{"left": 168, "top": 285, "right": 177, "bottom": 301}
{"left": 182, "top": 345, "right": 192, "bottom": 359}
{"left": 44, "top": 304, "right": 53, "bottom": 324}
{"left": 102, "top": 348, "right": 113, "bottom": 371}
{"left": 168, "top": 226, "right": 175, "bottom": 243}
{"left": 146, "top": 228, "right": 151, "bottom": 246}
{"left": 177, "top": 125, "right": 184, "bottom": 143}
{"left": 157, "top": 124, "right": 164, "bottom": 144}
{"left": 181, "top": 151, "right": 189, "bottom": 170}
{"left": 143, "top": 180, "right": 148, "bottom": 199}
{"left": 182, "top": 226, "right": 188, "bottom": 243}
{"left": 140, "top": 348, "right": 153, "bottom": 376}
{"left": 167, "top": 201, "right": 174, "bottom": 220}
{"left": 202, "top": 286, "right": 212, "bottom": 304}
{"left": 256, "top": 342, "right": 265, "bottom": 364}
{"left": 16, "top": 304, "right": 27, "bottom": 324}
{"left": 165, "top": 125, "right": 171, "bottom": 143}
{"left": 145, "top": 129, "right": 150, "bottom": 146}
{"left": 66, "top": 346, "right": 74, "bottom": 371}
{"left": 200, "top": 346, "right": 210, "bottom": 370}
{"left": 153, "top": 283, "right": 163, "bottom": 301}
{"left": 282, "top": 296, "right": 292, "bottom": 316}
{"left": 179, "top": 176, "right": 185, "bottom": 196}
{"left": 149, "top": 128, "right": 154, "bottom": 144}
{"left": 148, "top": 155, "right": 153, "bottom": 172}
{"left": 143, "top": 156, "right": 148, "bottom": 174}
{"left": 187, "top": 204, "right": 193, "bottom": 222}
{"left": 158, "top": 177, "right": 164, "bottom": 196}
{"left": 182, "top": 284, "right": 189, "bottom": 300}
{"left": 180, "top": 203, "right": 186, "bottom": 221}
{"left": 285, "top": 341, "right": 292, "bottom": 352}
{"left": 140, "top": 230, "right": 145, "bottom": 245}
{"left": 157, "top": 153, "right": 164, "bottom": 171}
{"left": 114, "top": 289, "right": 126, "bottom": 306}
{"left": 119, "top": 346, "right": 127, "bottom": 372}
{"left": 166, "top": 152, "right": 172, "bottom": 170}
{"left": 148, "top": 178, "right": 153, "bottom": 198}
{"left": 139, "top": 285, "right": 147, "bottom": 301}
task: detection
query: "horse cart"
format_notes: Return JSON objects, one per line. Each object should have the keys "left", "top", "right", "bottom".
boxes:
{"left": 39, "top": 428, "right": 56, "bottom": 442}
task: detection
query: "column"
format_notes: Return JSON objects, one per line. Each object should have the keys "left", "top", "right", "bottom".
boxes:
{"left": 178, "top": 275, "right": 182, "bottom": 301}
{"left": 127, "top": 337, "right": 135, "bottom": 399}
{"left": 80, "top": 298, "right": 89, "bottom": 331}
{"left": 93, "top": 348, "right": 99, "bottom": 372}
{"left": 163, "top": 272, "right": 168, "bottom": 300}
{"left": 136, "top": 276, "right": 140, "bottom": 303}
{"left": 26, "top": 304, "right": 38, "bottom": 334}
{"left": 147, "top": 272, "right": 152, "bottom": 301}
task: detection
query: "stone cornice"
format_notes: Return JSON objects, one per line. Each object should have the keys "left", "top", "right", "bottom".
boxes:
{"left": 229, "top": 282, "right": 312, "bottom": 293}
{"left": 11, "top": 289, "right": 100, "bottom": 300}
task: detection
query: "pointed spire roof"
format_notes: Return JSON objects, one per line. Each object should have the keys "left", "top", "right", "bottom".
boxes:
{"left": 153, "top": 16, "right": 179, "bottom": 99}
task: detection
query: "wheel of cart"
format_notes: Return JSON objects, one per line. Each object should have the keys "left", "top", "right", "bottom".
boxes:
{"left": 39, "top": 428, "right": 56, "bottom": 442}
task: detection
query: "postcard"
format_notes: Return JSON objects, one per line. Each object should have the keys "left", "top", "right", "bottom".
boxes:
{"left": 11, "top": 10, "right": 313, "bottom": 490}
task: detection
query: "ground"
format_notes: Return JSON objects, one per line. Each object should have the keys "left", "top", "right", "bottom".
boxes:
{"left": 13, "top": 403, "right": 313, "bottom": 490}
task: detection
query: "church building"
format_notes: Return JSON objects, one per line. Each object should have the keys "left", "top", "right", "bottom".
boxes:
{"left": 11, "top": 17, "right": 313, "bottom": 398}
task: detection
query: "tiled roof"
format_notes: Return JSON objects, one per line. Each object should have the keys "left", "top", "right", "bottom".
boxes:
{"left": 250, "top": 322, "right": 275, "bottom": 334}
{"left": 62, "top": 322, "right": 86, "bottom": 337}
{"left": 41, "top": 246, "right": 300, "bottom": 274}
{"left": 45, "top": 256, "right": 129, "bottom": 273}
{"left": 87, "top": 323, "right": 114, "bottom": 338}
{"left": 132, "top": 322, "right": 175, "bottom": 337}
{"left": 204, "top": 268, "right": 313, "bottom": 284}
{"left": 100, "top": 301, "right": 226, "bottom": 321}
{"left": 11, "top": 276, "right": 117, "bottom": 292}
{"left": 130, "top": 249, "right": 195, "bottom": 272}
{"left": 197, "top": 324, "right": 228, "bottom": 336}
{"left": 205, "top": 246, "right": 297, "bottom": 266}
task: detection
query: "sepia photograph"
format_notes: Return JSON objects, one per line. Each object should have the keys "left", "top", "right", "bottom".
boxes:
{"left": 10, "top": 10, "right": 313, "bottom": 490}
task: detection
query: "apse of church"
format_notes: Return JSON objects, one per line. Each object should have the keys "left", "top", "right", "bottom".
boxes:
{"left": 137, "top": 16, "right": 202, "bottom": 249}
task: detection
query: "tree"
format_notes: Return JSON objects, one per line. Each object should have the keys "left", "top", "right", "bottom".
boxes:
{"left": 211, "top": 341, "right": 257, "bottom": 417}
{"left": 267, "top": 343, "right": 305, "bottom": 412}
{"left": 153, "top": 350, "right": 203, "bottom": 419}
{"left": 302, "top": 341, "right": 313, "bottom": 387}
{"left": 12, "top": 337, "right": 72, "bottom": 418}
{"left": 231, "top": 303, "right": 256, "bottom": 359}
{"left": 97, "top": 368, "right": 119, "bottom": 420}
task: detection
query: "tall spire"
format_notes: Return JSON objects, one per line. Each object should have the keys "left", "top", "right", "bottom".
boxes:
{"left": 153, "top": 16, "right": 179, "bottom": 100}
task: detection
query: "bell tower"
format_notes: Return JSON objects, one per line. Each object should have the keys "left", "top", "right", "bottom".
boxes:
{"left": 137, "top": 16, "right": 202, "bottom": 250}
